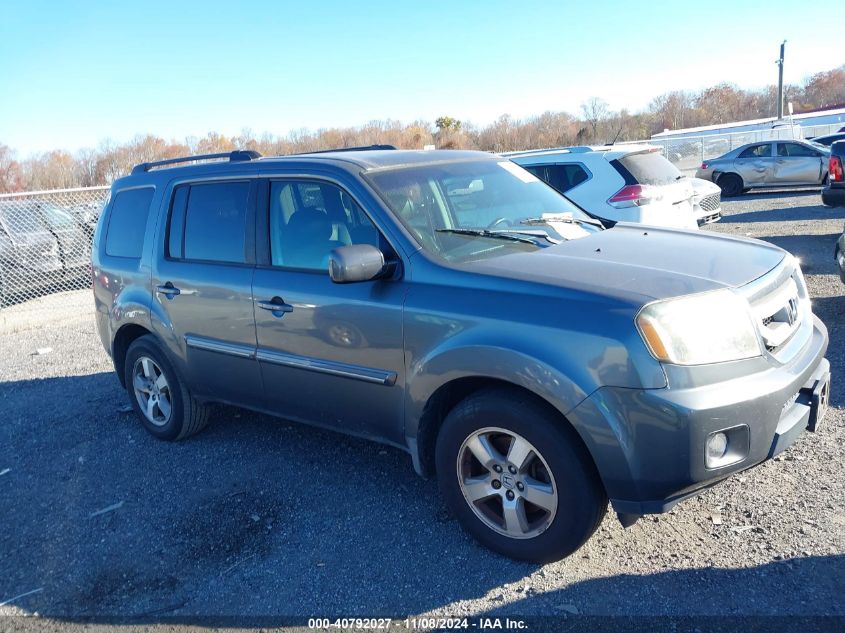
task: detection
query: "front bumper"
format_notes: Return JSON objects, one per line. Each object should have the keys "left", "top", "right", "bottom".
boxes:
{"left": 696, "top": 211, "right": 722, "bottom": 226}
{"left": 835, "top": 234, "right": 845, "bottom": 284}
{"left": 570, "top": 316, "right": 829, "bottom": 515}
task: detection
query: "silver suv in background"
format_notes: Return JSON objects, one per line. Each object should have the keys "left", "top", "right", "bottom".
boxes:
{"left": 507, "top": 145, "right": 700, "bottom": 230}
{"left": 93, "top": 148, "right": 830, "bottom": 562}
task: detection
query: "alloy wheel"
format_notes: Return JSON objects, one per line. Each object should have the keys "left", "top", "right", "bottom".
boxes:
{"left": 456, "top": 427, "right": 558, "bottom": 539}
{"left": 132, "top": 356, "right": 173, "bottom": 426}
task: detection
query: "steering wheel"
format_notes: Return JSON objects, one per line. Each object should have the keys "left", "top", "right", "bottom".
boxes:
{"left": 487, "top": 217, "right": 512, "bottom": 229}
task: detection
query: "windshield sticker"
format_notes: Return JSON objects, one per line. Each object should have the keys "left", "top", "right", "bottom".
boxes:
{"left": 497, "top": 161, "right": 540, "bottom": 183}
{"left": 546, "top": 221, "right": 590, "bottom": 240}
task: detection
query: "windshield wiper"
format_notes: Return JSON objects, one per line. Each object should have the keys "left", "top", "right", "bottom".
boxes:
{"left": 435, "top": 228, "right": 558, "bottom": 245}
{"left": 520, "top": 214, "right": 604, "bottom": 229}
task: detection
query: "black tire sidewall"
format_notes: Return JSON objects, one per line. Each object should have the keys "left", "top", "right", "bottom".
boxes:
{"left": 718, "top": 173, "right": 742, "bottom": 197}
{"left": 124, "top": 336, "right": 187, "bottom": 441}
{"left": 435, "top": 390, "right": 606, "bottom": 563}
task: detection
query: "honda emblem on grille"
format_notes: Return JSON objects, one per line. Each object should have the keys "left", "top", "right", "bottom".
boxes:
{"left": 786, "top": 298, "right": 799, "bottom": 326}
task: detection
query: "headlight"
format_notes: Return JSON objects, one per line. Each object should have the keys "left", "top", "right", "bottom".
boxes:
{"left": 636, "top": 289, "right": 762, "bottom": 365}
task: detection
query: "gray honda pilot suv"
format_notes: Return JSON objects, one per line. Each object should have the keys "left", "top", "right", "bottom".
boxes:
{"left": 92, "top": 148, "right": 830, "bottom": 562}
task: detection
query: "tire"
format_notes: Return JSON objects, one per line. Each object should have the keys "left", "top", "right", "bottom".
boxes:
{"left": 717, "top": 173, "right": 743, "bottom": 197}
{"left": 435, "top": 388, "right": 607, "bottom": 562}
{"left": 124, "top": 335, "right": 209, "bottom": 440}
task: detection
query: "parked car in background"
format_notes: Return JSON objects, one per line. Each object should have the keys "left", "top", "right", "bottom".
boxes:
{"left": 93, "top": 148, "right": 829, "bottom": 562}
{"left": 689, "top": 177, "right": 722, "bottom": 225}
{"left": 67, "top": 201, "right": 102, "bottom": 240}
{"left": 696, "top": 140, "right": 830, "bottom": 196}
{"left": 822, "top": 140, "right": 845, "bottom": 208}
{"left": 507, "top": 145, "right": 699, "bottom": 230}
{"left": 823, "top": 141, "right": 845, "bottom": 282}
{"left": 0, "top": 201, "right": 90, "bottom": 301}
{"left": 808, "top": 132, "right": 845, "bottom": 147}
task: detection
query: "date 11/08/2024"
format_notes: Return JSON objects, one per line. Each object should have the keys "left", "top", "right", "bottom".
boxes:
{"left": 308, "top": 617, "right": 529, "bottom": 630}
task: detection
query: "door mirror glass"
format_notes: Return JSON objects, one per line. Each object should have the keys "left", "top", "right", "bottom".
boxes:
{"left": 328, "top": 244, "right": 385, "bottom": 283}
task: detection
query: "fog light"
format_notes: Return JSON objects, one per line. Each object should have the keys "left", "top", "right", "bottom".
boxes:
{"left": 706, "top": 432, "right": 729, "bottom": 461}
{"left": 705, "top": 425, "right": 750, "bottom": 469}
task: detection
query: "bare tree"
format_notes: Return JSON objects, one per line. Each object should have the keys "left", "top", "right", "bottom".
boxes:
{"left": 580, "top": 98, "right": 609, "bottom": 141}
{"left": 0, "top": 143, "right": 26, "bottom": 192}
{"left": 5, "top": 63, "right": 844, "bottom": 190}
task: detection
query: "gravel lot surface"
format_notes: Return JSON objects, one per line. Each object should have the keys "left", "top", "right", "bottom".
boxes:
{"left": 0, "top": 190, "right": 843, "bottom": 627}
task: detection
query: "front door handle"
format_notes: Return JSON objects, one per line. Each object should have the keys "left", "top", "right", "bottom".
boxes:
{"left": 256, "top": 297, "right": 294, "bottom": 317}
{"left": 155, "top": 282, "right": 181, "bottom": 299}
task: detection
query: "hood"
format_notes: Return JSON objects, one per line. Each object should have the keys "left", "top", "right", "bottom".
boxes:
{"left": 466, "top": 224, "right": 785, "bottom": 305}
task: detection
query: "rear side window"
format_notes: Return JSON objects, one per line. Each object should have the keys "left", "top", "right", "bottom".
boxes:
{"left": 105, "top": 187, "right": 154, "bottom": 258}
{"left": 524, "top": 164, "right": 590, "bottom": 193}
{"left": 168, "top": 181, "right": 250, "bottom": 263}
{"left": 738, "top": 144, "right": 772, "bottom": 159}
{"left": 614, "top": 152, "right": 681, "bottom": 186}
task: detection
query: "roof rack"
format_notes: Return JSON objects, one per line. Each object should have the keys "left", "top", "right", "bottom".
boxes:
{"left": 131, "top": 150, "right": 262, "bottom": 174}
{"left": 290, "top": 144, "right": 397, "bottom": 155}
{"left": 504, "top": 145, "right": 616, "bottom": 158}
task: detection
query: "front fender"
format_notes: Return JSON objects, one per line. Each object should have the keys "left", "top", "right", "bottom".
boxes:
{"left": 406, "top": 343, "right": 590, "bottom": 440}
{"left": 404, "top": 311, "right": 665, "bottom": 437}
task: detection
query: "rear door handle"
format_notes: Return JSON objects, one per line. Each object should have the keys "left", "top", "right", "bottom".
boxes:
{"left": 155, "top": 282, "right": 181, "bottom": 298}
{"left": 256, "top": 297, "right": 294, "bottom": 317}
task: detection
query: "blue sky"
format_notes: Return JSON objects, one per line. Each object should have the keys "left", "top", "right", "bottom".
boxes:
{"left": 1, "top": 0, "right": 841, "bottom": 156}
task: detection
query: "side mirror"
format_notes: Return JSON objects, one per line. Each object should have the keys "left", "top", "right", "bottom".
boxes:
{"left": 328, "top": 244, "right": 386, "bottom": 284}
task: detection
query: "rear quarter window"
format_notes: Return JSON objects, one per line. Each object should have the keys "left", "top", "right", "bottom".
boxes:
{"left": 614, "top": 152, "right": 681, "bottom": 186}
{"left": 105, "top": 187, "right": 154, "bottom": 258}
{"left": 524, "top": 164, "right": 590, "bottom": 193}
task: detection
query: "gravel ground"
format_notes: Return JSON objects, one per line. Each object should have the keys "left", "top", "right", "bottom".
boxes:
{"left": 0, "top": 190, "right": 843, "bottom": 627}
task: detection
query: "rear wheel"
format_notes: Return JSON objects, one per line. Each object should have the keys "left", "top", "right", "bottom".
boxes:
{"left": 124, "top": 335, "right": 209, "bottom": 440}
{"left": 435, "top": 388, "right": 607, "bottom": 562}
{"left": 718, "top": 173, "right": 743, "bottom": 197}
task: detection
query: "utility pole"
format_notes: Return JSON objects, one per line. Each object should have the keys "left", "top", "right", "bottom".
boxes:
{"left": 776, "top": 40, "right": 786, "bottom": 119}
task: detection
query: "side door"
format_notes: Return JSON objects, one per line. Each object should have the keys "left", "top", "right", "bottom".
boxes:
{"left": 773, "top": 142, "right": 824, "bottom": 184}
{"left": 733, "top": 143, "right": 774, "bottom": 185}
{"left": 151, "top": 178, "right": 263, "bottom": 405}
{"left": 252, "top": 177, "right": 407, "bottom": 444}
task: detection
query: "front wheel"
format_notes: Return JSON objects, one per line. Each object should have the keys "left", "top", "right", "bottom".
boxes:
{"left": 435, "top": 388, "right": 607, "bottom": 562}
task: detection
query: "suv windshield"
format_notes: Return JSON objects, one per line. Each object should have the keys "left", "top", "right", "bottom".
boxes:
{"left": 368, "top": 159, "right": 598, "bottom": 262}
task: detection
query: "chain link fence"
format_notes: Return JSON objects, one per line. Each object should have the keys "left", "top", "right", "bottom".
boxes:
{"left": 0, "top": 186, "right": 110, "bottom": 310}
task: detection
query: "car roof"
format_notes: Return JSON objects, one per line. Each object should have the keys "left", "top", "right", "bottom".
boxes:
{"left": 813, "top": 133, "right": 845, "bottom": 141}
{"left": 505, "top": 144, "right": 659, "bottom": 163}
{"left": 260, "top": 149, "right": 492, "bottom": 170}
{"left": 111, "top": 149, "right": 501, "bottom": 189}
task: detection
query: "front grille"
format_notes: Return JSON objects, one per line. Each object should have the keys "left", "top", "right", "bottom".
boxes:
{"left": 739, "top": 258, "right": 808, "bottom": 355}
{"left": 698, "top": 192, "right": 721, "bottom": 213}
